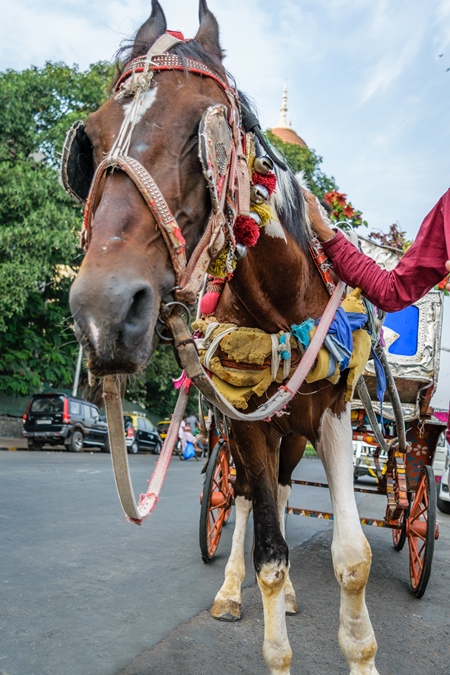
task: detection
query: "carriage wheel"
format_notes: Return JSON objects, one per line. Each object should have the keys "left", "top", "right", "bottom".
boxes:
{"left": 199, "top": 441, "right": 233, "bottom": 563}
{"left": 392, "top": 502, "right": 409, "bottom": 552}
{"left": 406, "top": 465, "right": 438, "bottom": 598}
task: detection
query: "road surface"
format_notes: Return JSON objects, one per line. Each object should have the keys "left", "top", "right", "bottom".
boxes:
{"left": 1, "top": 449, "right": 449, "bottom": 675}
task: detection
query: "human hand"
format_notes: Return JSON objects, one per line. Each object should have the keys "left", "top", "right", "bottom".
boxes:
{"left": 302, "top": 189, "right": 336, "bottom": 242}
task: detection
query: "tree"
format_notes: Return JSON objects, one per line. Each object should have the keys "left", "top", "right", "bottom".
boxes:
{"left": 0, "top": 61, "right": 183, "bottom": 415}
{"left": 0, "top": 62, "right": 115, "bottom": 395}
{"left": 265, "top": 130, "right": 338, "bottom": 198}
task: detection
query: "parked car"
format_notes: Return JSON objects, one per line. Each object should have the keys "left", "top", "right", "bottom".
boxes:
{"left": 22, "top": 393, "right": 109, "bottom": 452}
{"left": 432, "top": 432, "right": 447, "bottom": 481}
{"left": 123, "top": 412, "right": 162, "bottom": 454}
{"left": 353, "top": 439, "right": 388, "bottom": 480}
{"left": 437, "top": 442, "right": 450, "bottom": 514}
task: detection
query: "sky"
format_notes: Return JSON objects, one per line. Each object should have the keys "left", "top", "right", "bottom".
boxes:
{"left": 1, "top": 0, "right": 449, "bottom": 409}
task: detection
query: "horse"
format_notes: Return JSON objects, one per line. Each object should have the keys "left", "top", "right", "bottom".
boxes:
{"left": 68, "top": 2, "right": 379, "bottom": 673}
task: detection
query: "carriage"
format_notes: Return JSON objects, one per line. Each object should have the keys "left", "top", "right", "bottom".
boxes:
{"left": 63, "top": 2, "right": 450, "bottom": 671}
{"left": 199, "top": 235, "right": 446, "bottom": 599}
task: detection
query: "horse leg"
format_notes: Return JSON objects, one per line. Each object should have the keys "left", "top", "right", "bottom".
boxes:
{"left": 316, "top": 404, "right": 379, "bottom": 675}
{"left": 211, "top": 444, "right": 252, "bottom": 622}
{"left": 278, "top": 433, "right": 307, "bottom": 615}
{"left": 232, "top": 423, "right": 292, "bottom": 675}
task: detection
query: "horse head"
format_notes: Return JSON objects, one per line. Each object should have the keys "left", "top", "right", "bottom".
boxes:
{"left": 69, "top": 0, "right": 231, "bottom": 376}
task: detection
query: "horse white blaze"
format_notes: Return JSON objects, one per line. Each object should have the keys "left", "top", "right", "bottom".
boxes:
{"left": 258, "top": 560, "right": 292, "bottom": 675}
{"left": 277, "top": 483, "right": 297, "bottom": 614}
{"left": 316, "top": 404, "right": 379, "bottom": 675}
{"left": 123, "top": 88, "right": 158, "bottom": 124}
{"left": 211, "top": 495, "right": 252, "bottom": 621}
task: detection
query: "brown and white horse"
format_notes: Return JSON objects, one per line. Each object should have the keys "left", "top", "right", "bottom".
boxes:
{"left": 69, "top": 2, "right": 379, "bottom": 672}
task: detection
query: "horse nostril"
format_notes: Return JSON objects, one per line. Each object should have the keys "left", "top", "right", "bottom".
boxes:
{"left": 123, "top": 287, "right": 153, "bottom": 334}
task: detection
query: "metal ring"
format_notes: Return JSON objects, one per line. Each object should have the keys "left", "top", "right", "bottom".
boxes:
{"left": 163, "top": 301, "right": 192, "bottom": 325}
{"left": 155, "top": 299, "right": 192, "bottom": 342}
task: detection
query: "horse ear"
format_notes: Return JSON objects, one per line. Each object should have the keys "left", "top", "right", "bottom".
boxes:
{"left": 194, "top": 0, "right": 223, "bottom": 61}
{"left": 131, "top": 0, "right": 167, "bottom": 58}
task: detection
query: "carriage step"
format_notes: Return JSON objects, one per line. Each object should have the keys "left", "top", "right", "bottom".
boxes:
{"left": 291, "top": 478, "right": 381, "bottom": 495}
{"left": 285, "top": 506, "right": 399, "bottom": 529}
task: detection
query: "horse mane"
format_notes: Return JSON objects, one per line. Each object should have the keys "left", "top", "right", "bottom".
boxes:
{"left": 114, "top": 39, "right": 311, "bottom": 252}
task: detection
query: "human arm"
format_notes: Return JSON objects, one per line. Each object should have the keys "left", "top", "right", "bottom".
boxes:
{"left": 304, "top": 190, "right": 450, "bottom": 311}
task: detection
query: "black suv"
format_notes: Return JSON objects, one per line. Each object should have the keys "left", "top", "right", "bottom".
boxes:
{"left": 22, "top": 393, "right": 109, "bottom": 452}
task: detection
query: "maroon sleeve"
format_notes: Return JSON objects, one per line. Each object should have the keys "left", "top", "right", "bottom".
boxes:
{"left": 321, "top": 191, "right": 450, "bottom": 312}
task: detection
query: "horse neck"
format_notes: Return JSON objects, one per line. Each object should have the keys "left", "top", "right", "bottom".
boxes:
{"left": 216, "top": 230, "right": 330, "bottom": 333}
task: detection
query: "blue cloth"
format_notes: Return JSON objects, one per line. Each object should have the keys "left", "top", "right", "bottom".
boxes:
{"left": 317, "top": 307, "right": 367, "bottom": 371}
{"left": 291, "top": 319, "right": 315, "bottom": 349}
{"left": 290, "top": 307, "right": 386, "bottom": 409}
{"left": 183, "top": 441, "right": 196, "bottom": 459}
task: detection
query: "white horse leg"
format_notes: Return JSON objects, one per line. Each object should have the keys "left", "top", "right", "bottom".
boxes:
{"left": 278, "top": 483, "right": 298, "bottom": 615}
{"left": 211, "top": 495, "right": 252, "bottom": 621}
{"left": 258, "top": 558, "right": 292, "bottom": 675}
{"left": 316, "top": 404, "right": 379, "bottom": 675}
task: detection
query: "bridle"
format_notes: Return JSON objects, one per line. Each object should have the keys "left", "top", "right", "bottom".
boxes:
{"left": 81, "top": 33, "right": 250, "bottom": 306}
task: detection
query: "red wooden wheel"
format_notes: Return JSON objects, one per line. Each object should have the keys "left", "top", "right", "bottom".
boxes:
{"left": 405, "top": 465, "right": 439, "bottom": 598}
{"left": 199, "top": 441, "right": 234, "bottom": 563}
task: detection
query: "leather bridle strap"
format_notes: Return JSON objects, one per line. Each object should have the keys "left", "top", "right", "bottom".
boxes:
{"left": 103, "top": 374, "right": 190, "bottom": 524}
{"left": 83, "top": 155, "right": 187, "bottom": 280}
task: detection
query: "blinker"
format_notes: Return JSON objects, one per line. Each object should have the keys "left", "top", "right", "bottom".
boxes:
{"left": 60, "top": 120, "right": 94, "bottom": 204}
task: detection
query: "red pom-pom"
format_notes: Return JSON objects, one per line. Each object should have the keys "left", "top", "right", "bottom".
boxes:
{"left": 200, "top": 292, "right": 221, "bottom": 316}
{"left": 252, "top": 171, "right": 277, "bottom": 195}
{"left": 233, "top": 215, "right": 260, "bottom": 247}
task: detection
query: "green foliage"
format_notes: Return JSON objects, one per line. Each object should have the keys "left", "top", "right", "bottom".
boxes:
{"left": 265, "top": 130, "right": 337, "bottom": 198}
{"left": 0, "top": 62, "right": 114, "bottom": 396}
{"left": 323, "top": 190, "right": 368, "bottom": 231}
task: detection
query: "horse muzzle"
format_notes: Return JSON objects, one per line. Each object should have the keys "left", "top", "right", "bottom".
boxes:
{"left": 70, "top": 269, "right": 157, "bottom": 375}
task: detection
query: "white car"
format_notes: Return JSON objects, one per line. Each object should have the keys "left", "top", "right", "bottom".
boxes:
{"left": 437, "top": 443, "right": 450, "bottom": 514}
{"left": 353, "top": 440, "right": 388, "bottom": 480}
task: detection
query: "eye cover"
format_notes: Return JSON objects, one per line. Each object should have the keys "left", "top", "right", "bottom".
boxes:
{"left": 60, "top": 120, "right": 94, "bottom": 204}
{"left": 198, "top": 104, "right": 233, "bottom": 213}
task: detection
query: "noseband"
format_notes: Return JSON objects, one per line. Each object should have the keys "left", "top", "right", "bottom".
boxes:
{"left": 79, "top": 34, "right": 250, "bottom": 305}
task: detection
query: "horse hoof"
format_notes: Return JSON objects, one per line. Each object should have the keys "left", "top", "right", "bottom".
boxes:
{"left": 285, "top": 593, "right": 298, "bottom": 615}
{"left": 211, "top": 599, "right": 241, "bottom": 622}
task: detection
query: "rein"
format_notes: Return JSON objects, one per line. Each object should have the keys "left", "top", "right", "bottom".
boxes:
{"left": 104, "top": 280, "right": 345, "bottom": 524}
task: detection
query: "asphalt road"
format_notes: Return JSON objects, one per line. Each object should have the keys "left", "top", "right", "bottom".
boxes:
{"left": 1, "top": 449, "right": 449, "bottom": 675}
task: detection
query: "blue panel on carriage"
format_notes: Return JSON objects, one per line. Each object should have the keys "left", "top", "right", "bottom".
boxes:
{"left": 384, "top": 305, "right": 419, "bottom": 356}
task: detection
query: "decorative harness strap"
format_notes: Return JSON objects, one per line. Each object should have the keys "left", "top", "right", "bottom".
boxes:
{"left": 308, "top": 237, "right": 336, "bottom": 296}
